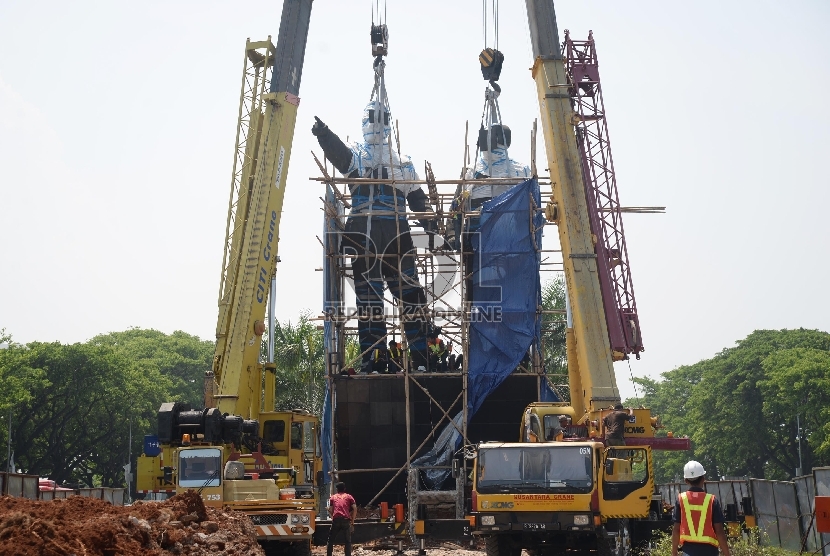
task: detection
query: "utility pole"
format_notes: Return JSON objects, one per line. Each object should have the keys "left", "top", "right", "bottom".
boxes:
{"left": 123, "top": 417, "right": 133, "bottom": 504}
{"left": 1, "top": 341, "right": 10, "bottom": 474}
{"left": 796, "top": 414, "right": 803, "bottom": 477}
{"left": 6, "top": 407, "right": 10, "bottom": 474}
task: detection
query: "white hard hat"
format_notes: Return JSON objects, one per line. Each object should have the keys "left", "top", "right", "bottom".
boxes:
{"left": 684, "top": 460, "right": 706, "bottom": 479}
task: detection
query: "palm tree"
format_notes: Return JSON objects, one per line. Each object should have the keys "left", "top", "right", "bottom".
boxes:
{"left": 541, "top": 275, "right": 568, "bottom": 401}
{"left": 270, "top": 312, "right": 326, "bottom": 416}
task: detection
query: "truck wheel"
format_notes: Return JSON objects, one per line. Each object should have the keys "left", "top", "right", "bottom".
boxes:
{"left": 597, "top": 525, "right": 629, "bottom": 556}
{"left": 485, "top": 536, "right": 521, "bottom": 556}
{"left": 261, "top": 540, "right": 311, "bottom": 556}
{"left": 292, "top": 540, "right": 312, "bottom": 556}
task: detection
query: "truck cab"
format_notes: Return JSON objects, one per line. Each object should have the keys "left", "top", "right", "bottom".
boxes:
{"left": 471, "top": 441, "right": 653, "bottom": 555}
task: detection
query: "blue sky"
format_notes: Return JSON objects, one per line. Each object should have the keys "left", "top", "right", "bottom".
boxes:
{"left": 1, "top": 0, "right": 828, "bottom": 400}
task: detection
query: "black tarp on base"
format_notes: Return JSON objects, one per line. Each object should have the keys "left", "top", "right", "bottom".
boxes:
{"left": 332, "top": 373, "right": 537, "bottom": 506}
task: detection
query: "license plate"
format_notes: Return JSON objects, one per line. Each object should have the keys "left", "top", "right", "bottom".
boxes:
{"left": 522, "top": 523, "right": 547, "bottom": 530}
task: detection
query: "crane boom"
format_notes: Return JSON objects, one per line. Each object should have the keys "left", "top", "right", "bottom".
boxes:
{"left": 564, "top": 31, "right": 643, "bottom": 360}
{"left": 138, "top": 6, "right": 324, "bottom": 550}
{"left": 211, "top": 0, "right": 313, "bottom": 419}
{"left": 526, "top": 0, "right": 620, "bottom": 416}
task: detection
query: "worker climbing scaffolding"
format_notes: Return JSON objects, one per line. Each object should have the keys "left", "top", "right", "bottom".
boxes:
{"left": 313, "top": 21, "right": 434, "bottom": 373}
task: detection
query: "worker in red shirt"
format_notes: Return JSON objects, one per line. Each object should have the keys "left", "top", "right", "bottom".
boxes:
{"left": 671, "top": 461, "right": 731, "bottom": 556}
{"left": 327, "top": 481, "right": 357, "bottom": 556}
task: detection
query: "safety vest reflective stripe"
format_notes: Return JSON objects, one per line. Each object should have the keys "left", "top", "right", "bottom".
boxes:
{"left": 679, "top": 492, "right": 719, "bottom": 547}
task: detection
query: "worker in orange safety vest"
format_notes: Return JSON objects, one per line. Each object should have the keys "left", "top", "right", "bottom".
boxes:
{"left": 671, "top": 460, "right": 731, "bottom": 556}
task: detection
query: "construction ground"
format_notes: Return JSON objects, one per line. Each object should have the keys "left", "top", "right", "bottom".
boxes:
{"left": 0, "top": 490, "right": 492, "bottom": 556}
{"left": 0, "top": 492, "right": 262, "bottom": 556}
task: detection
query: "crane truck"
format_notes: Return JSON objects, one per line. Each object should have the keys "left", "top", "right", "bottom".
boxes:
{"left": 136, "top": 2, "right": 323, "bottom": 555}
{"left": 466, "top": 2, "right": 690, "bottom": 555}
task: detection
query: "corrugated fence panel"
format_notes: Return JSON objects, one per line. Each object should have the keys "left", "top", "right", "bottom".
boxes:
{"left": 661, "top": 483, "right": 683, "bottom": 504}
{"left": 22, "top": 476, "right": 37, "bottom": 500}
{"left": 5, "top": 474, "right": 22, "bottom": 497}
{"left": 704, "top": 482, "right": 723, "bottom": 500}
{"left": 749, "top": 480, "right": 781, "bottom": 547}
{"left": 102, "top": 488, "right": 124, "bottom": 506}
{"left": 111, "top": 489, "right": 125, "bottom": 505}
{"left": 734, "top": 480, "right": 750, "bottom": 502}
{"left": 795, "top": 475, "right": 819, "bottom": 553}
{"left": 772, "top": 480, "right": 801, "bottom": 552}
{"left": 73, "top": 487, "right": 122, "bottom": 504}
{"left": 704, "top": 480, "right": 750, "bottom": 516}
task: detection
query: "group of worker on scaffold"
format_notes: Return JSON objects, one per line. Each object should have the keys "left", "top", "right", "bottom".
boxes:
{"left": 313, "top": 26, "right": 529, "bottom": 376}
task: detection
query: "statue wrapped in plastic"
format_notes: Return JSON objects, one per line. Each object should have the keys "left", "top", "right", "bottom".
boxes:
{"left": 313, "top": 100, "right": 433, "bottom": 373}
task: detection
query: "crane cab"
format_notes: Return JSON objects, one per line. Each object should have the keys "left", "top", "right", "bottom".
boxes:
{"left": 521, "top": 403, "right": 581, "bottom": 442}
{"left": 177, "top": 446, "right": 224, "bottom": 506}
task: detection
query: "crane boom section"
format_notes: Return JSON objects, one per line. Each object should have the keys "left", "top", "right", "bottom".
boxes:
{"left": 215, "top": 89, "right": 298, "bottom": 419}
{"left": 214, "top": 41, "right": 274, "bottom": 392}
{"left": 212, "top": 0, "right": 313, "bottom": 419}
{"left": 526, "top": 0, "right": 620, "bottom": 415}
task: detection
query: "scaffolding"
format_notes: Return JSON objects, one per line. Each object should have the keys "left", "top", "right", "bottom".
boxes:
{"left": 311, "top": 126, "right": 569, "bottom": 516}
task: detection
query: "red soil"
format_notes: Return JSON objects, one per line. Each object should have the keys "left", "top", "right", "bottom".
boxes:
{"left": 0, "top": 491, "right": 265, "bottom": 556}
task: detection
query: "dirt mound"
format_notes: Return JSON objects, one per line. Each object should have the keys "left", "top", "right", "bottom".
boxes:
{"left": 0, "top": 491, "right": 265, "bottom": 556}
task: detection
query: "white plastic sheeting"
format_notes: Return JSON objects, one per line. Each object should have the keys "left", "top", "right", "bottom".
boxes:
{"left": 470, "top": 145, "right": 530, "bottom": 180}
{"left": 463, "top": 84, "right": 531, "bottom": 202}
{"left": 344, "top": 102, "right": 420, "bottom": 196}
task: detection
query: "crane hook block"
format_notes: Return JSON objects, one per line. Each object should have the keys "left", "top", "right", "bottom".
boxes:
{"left": 371, "top": 24, "right": 389, "bottom": 57}
{"left": 479, "top": 48, "right": 504, "bottom": 82}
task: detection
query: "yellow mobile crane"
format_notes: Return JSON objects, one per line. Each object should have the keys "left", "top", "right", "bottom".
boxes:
{"left": 136, "top": 2, "right": 322, "bottom": 554}
{"left": 468, "top": 2, "right": 688, "bottom": 555}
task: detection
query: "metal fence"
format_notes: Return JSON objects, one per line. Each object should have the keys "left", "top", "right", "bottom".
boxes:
{"left": 0, "top": 472, "right": 125, "bottom": 505}
{"left": 749, "top": 479, "right": 801, "bottom": 552}
{"left": 77, "top": 487, "right": 125, "bottom": 505}
{"left": 661, "top": 467, "right": 830, "bottom": 554}
{"left": 0, "top": 471, "right": 39, "bottom": 499}
{"left": 659, "top": 479, "right": 752, "bottom": 519}
{"left": 795, "top": 473, "right": 821, "bottom": 553}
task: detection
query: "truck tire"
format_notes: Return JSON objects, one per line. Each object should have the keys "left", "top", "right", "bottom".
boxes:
{"left": 597, "top": 525, "right": 629, "bottom": 556}
{"left": 261, "top": 540, "right": 311, "bottom": 556}
{"left": 292, "top": 540, "right": 312, "bottom": 556}
{"left": 484, "top": 536, "right": 521, "bottom": 556}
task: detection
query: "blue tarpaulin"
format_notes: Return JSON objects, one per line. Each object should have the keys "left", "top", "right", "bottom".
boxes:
{"left": 414, "top": 177, "right": 544, "bottom": 487}
{"left": 540, "top": 377, "right": 561, "bottom": 402}
{"left": 467, "top": 176, "right": 544, "bottom": 415}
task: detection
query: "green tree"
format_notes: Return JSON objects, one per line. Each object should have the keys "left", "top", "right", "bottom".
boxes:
{"left": 272, "top": 312, "right": 326, "bottom": 416}
{"left": 758, "top": 347, "right": 830, "bottom": 471}
{"left": 688, "top": 329, "right": 830, "bottom": 479}
{"left": 541, "top": 275, "right": 568, "bottom": 399}
{"left": 630, "top": 328, "right": 830, "bottom": 482}
{"left": 0, "top": 340, "right": 170, "bottom": 486}
{"left": 0, "top": 331, "right": 50, "bottom": 472}
{"left": 627, "top": 365, "right": 703, "bottom": 483}
{"left": 90, "top": 328, "right": 213, "bottom": 408}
